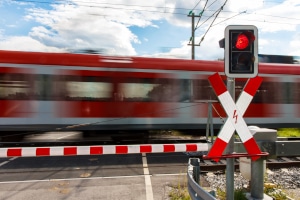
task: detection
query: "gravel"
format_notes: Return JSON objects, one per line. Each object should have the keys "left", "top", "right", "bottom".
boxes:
{"left": 203, "top": 167, "right": 300, "bottom": 199}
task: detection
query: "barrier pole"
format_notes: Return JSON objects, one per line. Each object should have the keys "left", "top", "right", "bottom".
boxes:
{"left": 226, "top": 77, "right": 235, "bottom": 200}
{"left": 251, "top": 158, "right": 264, "bottom": 199}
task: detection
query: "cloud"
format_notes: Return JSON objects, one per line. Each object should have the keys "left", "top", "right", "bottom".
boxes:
{"left": 0, "top": 0, "right": 300, "bottom": 59}
{"left": 0, "top": 36, "right": 63, "bottom": 52}
{"left": 148, "top": 40, "right": 191, "bottom": 59}
{"left": 23, "top": 2, "right": 143, "bottom": 55}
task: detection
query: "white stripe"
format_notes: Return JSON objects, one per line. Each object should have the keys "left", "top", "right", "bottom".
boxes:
{"left": 0, "top": 149, "right": 7, "bottom": 158}
{"left": 175, "top": 144, "right": 186, "bottom": 152}
{"left": 142, "top": 153, "right": 154, "bottom": 200}
{"left": 22, "top": 148, "right": 36, "bottom": 157}
{"left": 218, "top": 120, "right": 235, "bottom": 142}
{"left": 0, "top": 173, "right": 186, "bottom": 185}
{"left": 103, "top": 146, "right": 116, "bottom": 154}
{"left": 218, "top": 91, "right": 253, "bottom": 142}
{"left": 128, "top": 145, "right": 140, "bottom": 154}
{"left": 197, "top": 143, "right": 209, "bottom": 151}
{"left": 219, "top": 92, "right": 234, "bottom": 116}
{"left": 50, "top": 147, "right": 64, "bottom": 156}
{"left": 216, "top": 91, "right": 253, "bottom": 143}
{"left": 151, "top": 144, "right": 164, "bottom": 153}
{"left": 0, "top": 157, "right": 18, "bottom": 167}
{"left": 77, "top": 146, "right": 90, "bottom": 155}
{"left": 238, "top": 91, "right": 253, "bottom": 114}
{"left": 0, "top": 161, "right": 9, "bottom": 167}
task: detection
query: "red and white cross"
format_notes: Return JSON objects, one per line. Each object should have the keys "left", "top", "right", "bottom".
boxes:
{"left": 206, "top": 73, "right": 263, "bottom": 162}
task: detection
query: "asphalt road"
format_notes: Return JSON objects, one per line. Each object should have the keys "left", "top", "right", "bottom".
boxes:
{"left": 0, "top": 152, "right": 190, "bottom": 200}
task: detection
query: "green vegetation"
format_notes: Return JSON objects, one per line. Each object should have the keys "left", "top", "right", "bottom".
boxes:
{"left": 168, "top": 178, "right": 190, "bottom": 200}
{"left": 168, "top": 186, "right": 190, "bottom": 200}
{"left": 264, "top": 183, "right": 290, "bottom": 200}
{"left": 169, "top": 183, "right": 292, "bottom": 200}
{"left": 277, "top": 128, "right": 300, "bottom": 137}
{"left": 216, "top": 188, "right": 247, "bottom": 200}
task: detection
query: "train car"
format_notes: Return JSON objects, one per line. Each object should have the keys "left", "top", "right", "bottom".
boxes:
{"left": 0, "top": 50, "right": 299, "bottom": 136}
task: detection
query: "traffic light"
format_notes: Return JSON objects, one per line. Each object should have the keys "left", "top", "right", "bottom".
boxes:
{"left": 225, "top": 25, "right": 258, "bottom": 78}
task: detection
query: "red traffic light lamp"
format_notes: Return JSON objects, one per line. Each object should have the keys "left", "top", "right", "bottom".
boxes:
{"left": 235, "top": 33, "right": 249, "bottom": 49}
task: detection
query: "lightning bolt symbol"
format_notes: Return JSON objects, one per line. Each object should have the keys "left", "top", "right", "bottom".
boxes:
{"left": 233, "top": 109, "right": 238, "bottom": 124}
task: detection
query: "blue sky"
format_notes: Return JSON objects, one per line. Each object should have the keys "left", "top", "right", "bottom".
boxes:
{"left": 0, "top": 0, "right": 299, "bottom": 60}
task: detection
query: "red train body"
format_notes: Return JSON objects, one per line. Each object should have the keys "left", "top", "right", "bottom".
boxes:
{"left": 0, "top": 50, "right": 299, "bottom": 133}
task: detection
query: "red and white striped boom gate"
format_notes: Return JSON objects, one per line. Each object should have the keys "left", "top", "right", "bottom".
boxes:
{"left": 204, "top": 73, "right": 266, "bottom": 162}
{"left": 0, "top": 143, "right": 208, "bottom": 158}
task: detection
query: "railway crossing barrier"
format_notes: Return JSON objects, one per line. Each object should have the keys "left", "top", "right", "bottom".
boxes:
{"left": 0, "top": 143, "right": 209, "bottom": 157}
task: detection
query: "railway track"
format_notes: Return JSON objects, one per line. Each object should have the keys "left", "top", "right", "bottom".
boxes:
{"left": 195, "top": 155, "right": 300, "bottom": 171}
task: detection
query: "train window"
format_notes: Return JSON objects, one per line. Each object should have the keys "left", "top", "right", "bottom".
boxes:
{"left": 291, "top": 82, "right": 300, "bottom": 104}
{"left": 0, "top": 73, "right": 33, "bottom": 100}
{"left": 193, "top": 79, "right": 217, "bottom": 101}
{"left": 53, "top": 75, "right": 112, "bottom": 101}
{"left": 120, "top": 78, "right": 190, "bottom": 102}
{"left": 33, "top": 75, "right": 53, "bottom": 100}
{"left": 282, "top": 82, "right": 293, "bottom": 104}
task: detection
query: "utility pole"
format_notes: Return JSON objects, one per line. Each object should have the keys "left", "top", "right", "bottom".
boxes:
{"left": 188, "top": 12, "right": 201, "bottom": 60}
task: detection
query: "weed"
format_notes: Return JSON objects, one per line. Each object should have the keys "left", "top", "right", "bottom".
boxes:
{"left": 216, "top": 188, "right": 247, "bottom": 200}
{"left": 168, "top": 182, "right": 190, "bottom": 200}
{"left": 277, "top": 128, "right": 300, "bottom": 137}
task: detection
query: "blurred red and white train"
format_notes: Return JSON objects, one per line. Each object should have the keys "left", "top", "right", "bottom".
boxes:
{"left": 0, "top": 50, "right": 299, "bottom": 134}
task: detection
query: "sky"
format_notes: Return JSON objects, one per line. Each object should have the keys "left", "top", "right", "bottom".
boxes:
{"left": 0, "top": 0, "right": 299, "bottom": 60}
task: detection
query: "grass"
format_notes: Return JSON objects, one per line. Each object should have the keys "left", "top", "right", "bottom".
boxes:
{"left": 168, "top": 186, "right": 190, "bottom": 200}
{"left": 168, "top": 176, "right": 190, "bottom": 200}
{"left": 168, "top": 180, "right": 292, "bottom": 200}
{"left": 277, "top": 128, "right": 300, "bottom": 137}
{"left": 264, "top": 183, "right": 290, "bottom": 200}
{"left": 216, "top": 188, "right": 248, "bottom": 200}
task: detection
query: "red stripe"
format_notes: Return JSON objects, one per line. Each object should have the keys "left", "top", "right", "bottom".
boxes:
{"left": 36, "top": 148, "right": 50, "bottom": 156}
{"left": 244, "top": 76, "right": 263, "bottom": 96}
{"left": 116, "top": 146, "right": 128, "bottom": 154}
{"left": 208, "top": 73, "right": 227, "bottom": 96}
{"left": 7, "top": 148, "right": 22, "bottom": 157}
{"left": 62, "top": 70, "right": 173, "bottom": 79}
{"left": 243, "top": 138, "right": 262, "bottom": 161}
{"left": 0, "top": 100, "right": 34, "bottom": 117}
{"left": 186, "top": 144, "right": 198, "bottom": 152}
{"left": 56, "top": 102, "right": 177, "bottom": 118}
{"left": 207, "top": 137, "right": 228, "bottom": 162}
{"left": 0, "top": 50, "right": 224, "bottom": 72}
{"left": 140, "top": 145, "right": 152, "bottom": 153}
{"left": 163, "top": 144, "right": 175, "bottom": 152}
{"left": 90, "top": 146, "right": 103, "bottom": 155}
{"left": 64, "top": 147, "right": 77, "bottom": 155}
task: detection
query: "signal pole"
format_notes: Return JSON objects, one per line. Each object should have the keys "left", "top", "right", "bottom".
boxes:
{"left": 188, "top": 12, "right": 201, "bottom": 60}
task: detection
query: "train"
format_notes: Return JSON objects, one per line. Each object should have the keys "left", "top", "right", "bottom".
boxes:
{"left": 0, "top": 50, "right": 299, "bottom": 137}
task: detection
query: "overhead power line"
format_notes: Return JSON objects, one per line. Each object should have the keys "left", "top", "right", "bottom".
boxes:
{"left": 12, "top": 0, "right": 300, "bottom": 25}
{"left": 198, "top": 0, "right": 229, "bottom": 46}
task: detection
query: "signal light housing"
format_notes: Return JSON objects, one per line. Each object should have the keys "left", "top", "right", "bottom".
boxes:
{"left": 225, "top": 25, "right": 258, "bottom": 78}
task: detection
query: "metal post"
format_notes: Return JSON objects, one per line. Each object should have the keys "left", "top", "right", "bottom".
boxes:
{"left": 251, "top": 158, "right": 264, "bottom": 199}
{"left": 189, "top": 158, "right": 200, "bottom": 183}
{"left": 191, "top": 13, "right": 195, "bottom": 60}
{"left": 188, "top": 13, "right": 200, "bottom": 60}
{"left": 226, "top": 77, "right": 235, "bottom": 200}
{"left": 206, "top": 102, "right": 214, "bottom": 143}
